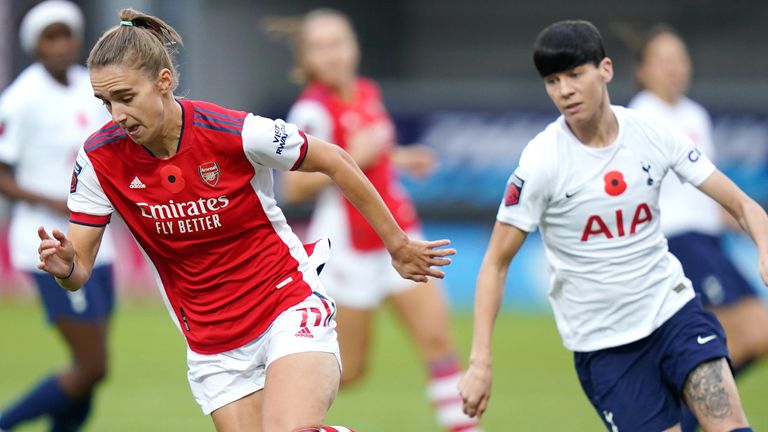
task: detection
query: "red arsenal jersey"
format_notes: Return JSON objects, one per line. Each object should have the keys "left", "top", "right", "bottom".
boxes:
{"left": 68, "top": 99, "right": 320, "bottom": 354}
{"left": 288, "top": 78, "right": 419, "bottom": 251}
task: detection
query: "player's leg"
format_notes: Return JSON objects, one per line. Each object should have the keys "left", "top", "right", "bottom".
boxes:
{"left": 574, "top": 337, "right": 682, "bottom": 432}
{"left": 210, "top": 391, "right": 264, "bottom": 432}
{"left": 0, "top": 267, "right": 113, "bottom": 431}
{"left": 709, "top": 297, "right": 768, "bottom": 368}
{"left": 682, "top": 358, "right": 749, "bottom": 431}
{"left": 261, "top": 352, "right": 340, "bottom": 431}
{"left": 317, "top": 247, "right": 379, "bottom": 387}
{"left": 389, "top": 279, "right": 481, "bottom": 431}
{"left": 334, "top": 306, "right": 374, "bottom": 386}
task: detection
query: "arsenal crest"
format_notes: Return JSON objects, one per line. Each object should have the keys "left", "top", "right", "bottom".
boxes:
{"left": 198, "top": 162, "right": 220, "bottom": 187}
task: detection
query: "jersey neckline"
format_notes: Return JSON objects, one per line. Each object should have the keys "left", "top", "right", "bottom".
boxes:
{"left": 558, "top": 105, "right": 626, "bottom": 156}
{"left": 135, "top": 98, "right": 191, "bottom": 162}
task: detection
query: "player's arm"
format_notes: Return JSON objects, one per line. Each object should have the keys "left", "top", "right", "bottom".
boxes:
{"left": 459, "top": 221, "right": 527, "bottom": 418}
{"left": 697, "top": 169, "right": 768, "bottom": 285}
{"left": 298, "top": 135, "right": 454, "bottom": 282}
{"left": 281, "top": 124, "right": 393, "bottom": 203}
{"left": 37, "top": 223, "right": 105, "bottom": 291}
{"left": 281, "top": 170, "right": 333, "bottom": 204}
{"left": 0, "top": 162, "right": 69, "bottom": 215}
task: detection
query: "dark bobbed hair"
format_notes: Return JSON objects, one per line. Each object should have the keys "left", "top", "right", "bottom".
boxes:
{"left": 533, "top": 20, "right": 606, "bottom": 77}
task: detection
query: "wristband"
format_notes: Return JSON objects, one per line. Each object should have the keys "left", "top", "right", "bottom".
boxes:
{"left": 58, "top": 261, "right": 76, "bottom": 280}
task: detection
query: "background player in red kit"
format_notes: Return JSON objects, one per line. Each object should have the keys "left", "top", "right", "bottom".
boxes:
{"left": 35, "top": 8, "right": 454, "bottom": 432}
{"left": 277, "top": 10, "right": 481, "bottom": 432}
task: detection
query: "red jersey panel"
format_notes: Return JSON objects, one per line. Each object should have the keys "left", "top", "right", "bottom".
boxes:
{"left": 294, "top": 78, "right": 419, "bottom": 250}
{"left": 68, "top": 100, "right": 317, "bottom": 354}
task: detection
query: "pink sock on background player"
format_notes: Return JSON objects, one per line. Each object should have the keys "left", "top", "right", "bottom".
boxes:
{"left": 428, "top": 356, "right": 483, "bottom": 432}
{"left": 295, "top": 427, "right": 355, "bottom": 432}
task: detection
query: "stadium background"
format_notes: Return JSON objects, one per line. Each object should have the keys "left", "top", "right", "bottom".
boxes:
{"left": 0, "top": 0, "right": 766, "bottom": 430}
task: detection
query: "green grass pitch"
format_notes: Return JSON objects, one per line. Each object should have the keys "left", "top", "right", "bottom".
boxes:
{"left": 1, "top": 299, "right": 766, "bottom": 431}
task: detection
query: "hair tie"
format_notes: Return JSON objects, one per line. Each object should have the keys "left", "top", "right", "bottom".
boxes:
{"left": 120, "top": 20, "right": 133, "bottom": 26}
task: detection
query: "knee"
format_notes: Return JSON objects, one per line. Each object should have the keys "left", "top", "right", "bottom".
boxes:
{"left": 339, "top": 362, "right": 366, "bottom": 387}
{"left": 76, "top": 361, "right": 108, "bottom": 389}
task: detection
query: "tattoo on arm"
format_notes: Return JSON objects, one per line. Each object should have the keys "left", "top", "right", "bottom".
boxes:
{"left": 683, "top": 359, "right": 732, "bottom": 422}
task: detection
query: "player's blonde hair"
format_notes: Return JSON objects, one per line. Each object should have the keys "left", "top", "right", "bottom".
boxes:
{"left": 264, "top": 8, "right": 357, "bottom": 84}
{"left": 87, "top": 8, "right": 183, "bottom": 91}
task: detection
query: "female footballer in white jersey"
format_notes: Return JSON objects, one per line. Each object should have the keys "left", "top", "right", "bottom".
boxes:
{"left": 34, "top": 8, "right": 453, "bottom": 432}
{"left": 276, "top": 10, "right": 481, "bottom": 432}
{"left": 0, "top": 2, "right": 116, "bottom": 430}
{"left": 628, "top": 26, "right": 768, "bottom": 432}
{"left": 459, "top": 21, "right": 767, "bottom": 431}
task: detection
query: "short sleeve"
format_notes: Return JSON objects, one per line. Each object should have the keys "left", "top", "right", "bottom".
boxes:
{"left": 0, "top": 93, "right": 23, "bottom": 165}
{"left": 667, "top": 127, "right": 716, "bottom": 187}
{"left": 68, "top": 149, "right": 113, "bottom": 226}
{"left": 242, "top": 114, "right": 308, "bottom": 171}
{"left": 287, "top": 100, "right": 334, "bottom": 143}
{"left": 496, "top": 142, "right": 551, "bottom": 232}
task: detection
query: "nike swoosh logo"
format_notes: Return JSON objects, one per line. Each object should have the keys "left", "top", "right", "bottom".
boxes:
{"left": 565, "top": 191, "right": 578, "bottom": 198}
{"left": 697, "top": 335, "right": 717, "bottom": 344}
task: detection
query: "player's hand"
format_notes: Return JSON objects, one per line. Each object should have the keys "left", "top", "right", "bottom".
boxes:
{"left": 346, "top": 122, "right": 393, "bottom": 169}
{"left": 36, "top": 226, "right": 75, "bottom": 278}
{"left": 393, "top": 144, "right": 438, "bottom": 178}
{"left": 389, "top": 238, "right": 455, "bottom": 283}
{"left": 459, "top": 362, "right": 492, "bottom": 418}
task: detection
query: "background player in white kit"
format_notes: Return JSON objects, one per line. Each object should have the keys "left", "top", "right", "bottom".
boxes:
{"left": 35, "top": 8, "right": 453, "bottom": 432}
{"left": 628, "top": 25, "right": 768, "bottom": 431}
{"left": 275, "top": 10, "right": 481, "bottom": 432}
{"left": 0, "top": 2, "right": 116, "bottom": 430}
{"left": 459, "top": 20, "right": 768, "bottom": 431}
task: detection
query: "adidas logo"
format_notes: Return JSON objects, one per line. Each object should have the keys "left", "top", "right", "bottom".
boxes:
{"left": 129, "top": 176, "right": 146, "bottom": 189}
{"left": 295, "top": 327, "right": 313, "bottom": 338}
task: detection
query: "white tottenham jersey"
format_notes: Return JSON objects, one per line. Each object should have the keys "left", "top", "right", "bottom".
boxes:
{"left": 0, "top": 63, "right": 115, "bottom": 271}
{"left": 497, "top": 105, "right": 716, "bottom": 352}
{"left": 629, "top": 90, "right": 721, "bottom": 237}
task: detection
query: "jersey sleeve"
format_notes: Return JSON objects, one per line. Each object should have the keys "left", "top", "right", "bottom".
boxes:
{"left": 666, "top": 126, "right": 716, "bottom": 187}
{"left": 68, "top": 148, "right": 113, "bottom": 226}
{"left": 286, "top": 100, "right": 334, "bottom": 143}
{"left": 496, "top": 142, "right": 551, "bottom": 232}
{"left": 0, "top": 92, "right": 23, "bottom": 165}
{"left": 241, "top": 114, "right": 309, "bottom": 171}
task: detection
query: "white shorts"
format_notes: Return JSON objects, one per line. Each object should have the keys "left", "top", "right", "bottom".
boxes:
{"left": 186, "top": 291, "right": 341, "bottom": 415}
{"left": 307, "top": 190, "right": 421, "bottom": 309}
{"left": 320, "top": 242, "right": 416, "bottom": 309}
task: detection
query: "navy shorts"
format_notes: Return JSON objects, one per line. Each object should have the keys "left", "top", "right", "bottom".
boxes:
{"left": 32, "top": 264, "right": 115, "bottom": 323}
{"left": 574, "top": 297, "right": 729, "bottom": 431}
{"left": 668, "top": 231, "right": 757, "bottom": 307}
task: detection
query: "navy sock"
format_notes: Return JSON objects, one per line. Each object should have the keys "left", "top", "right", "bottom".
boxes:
{"left": 50, "top": 393, "right": 92, "bottom": 432}
{"left": 0, "top": 376, "right": 75, "bottom": 430}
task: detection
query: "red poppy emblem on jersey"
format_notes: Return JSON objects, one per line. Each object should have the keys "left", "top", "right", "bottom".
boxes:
{"left": 604, "top": 171, "right": 627, "bottom": 196}
{"left": 504, "top": 175, "right": 525, "bottom": 206}
{"left": 160, "top": 165, "right": 186, "bottom": 193}
{"left": 198, "top": 162, "right": 220, "bottom": 188}
{"left": 0, "top": 121, "right": 5, "bottom": 136}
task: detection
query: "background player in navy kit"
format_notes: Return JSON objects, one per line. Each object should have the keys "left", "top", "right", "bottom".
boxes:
{"left": 35, "top": 8, "right": 453, "bottom": 432}
{"left": 0, "top": 2, "right": 116, "bottom": 430}
{"left": 459, "top": 20, "right": 767, "bottom": 431}
{"left": 628, "top": 25, "right": 768, "bottom": 431}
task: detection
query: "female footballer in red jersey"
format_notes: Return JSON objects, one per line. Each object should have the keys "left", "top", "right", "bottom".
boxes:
{"left": 35, "top": 8, "right": 453, "bottom": 432}
{"left": 278, "top": 10, "right": 481, "bottom": 432}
